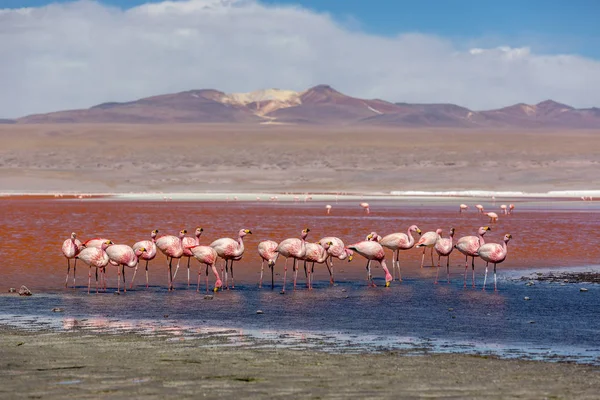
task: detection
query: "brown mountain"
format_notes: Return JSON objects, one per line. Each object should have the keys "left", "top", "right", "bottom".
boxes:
{"left": 14, "top": 85, "right": 600, "bottom": 128}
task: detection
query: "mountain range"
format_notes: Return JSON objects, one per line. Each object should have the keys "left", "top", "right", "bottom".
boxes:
{"left": 7, "top": 84, "right": 600, "bottom": 128}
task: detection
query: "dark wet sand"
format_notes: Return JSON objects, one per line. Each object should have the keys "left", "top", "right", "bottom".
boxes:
{"left": 1, "top": 328, "right": 599, "bottom": 399}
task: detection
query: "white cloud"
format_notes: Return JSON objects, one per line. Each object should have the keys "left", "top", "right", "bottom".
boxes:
{"left": 1, "top": 0, "right": 599, "bottom": 118}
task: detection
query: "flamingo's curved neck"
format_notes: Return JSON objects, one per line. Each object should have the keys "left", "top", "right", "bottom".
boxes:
{"left": 237, "top": 234, "right": 245, "bottom": 253}
{"left": 406, "top": 228, "right": 415, "bottom": 246}
{"left": 478, "top": 232, "right": 486, "bottom": 247}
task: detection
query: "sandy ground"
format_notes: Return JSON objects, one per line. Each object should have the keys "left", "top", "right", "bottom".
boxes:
{"left": 1, "top": 124, "right": 599, "bottom": 193}
{"left": 1, "top": 328, "right": 599, "bottom": 399}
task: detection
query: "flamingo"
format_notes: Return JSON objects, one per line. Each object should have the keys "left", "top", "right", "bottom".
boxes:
{"left": 509, "top": 204, "right": 515, "bottom": 214}
{"left": 318, "top": 236, "right": 353, "bottom": 285}
{"left": 434, "top": 228, "right": 455, "bottom": 284}
{"left": 276, "top": 228, "right": 310, "bottom": 293}
{"left": 459, "top": 204, "right": 468, "bottom": 213}
{"left": 105, "top": 244, "right": 145, "bottom": 293}
{"left": 379, "top": 225, "right": 422, "bottom": 281}
{"left": 486, "top": 212, "right": 499, "bottom": 223}
{"left": 302, "top": 241, "right": 332, "bottom": 290}
{"left": 187, "top": 245, "right": 222, "bottom": 293}
{"left": 478, "top": 234, "right": 512, "bottom": 291}
{"left": 475, "top": 204, "right": 484, "bottom": 213}
{"left": 76, "top": 240, "right": 113, "bottom": 294}
{"left": 360, "top": 202, "right": 370, "bottom": 214}
{"left": 210, "top": 229, "right": 252, "bottom": 289}
{"left": 179, "top": 227, "right": 204, "bottom": 287}
{"left": 454, "top": 226, "right": 490, "bottom": 288}
{"left": 61, "top": 232, "right": 84, "bottom": 288}
{"left": 325, "top": 205, "right": 332, "bottom": 214}
{"left": 415, "top": 228, "right": 442, "bottom": 268}
{"left": 155, "top": 229, "right": 187, "bottom": 291}
{"left": 258, "top": 240, "right": 279, "bottom": 289}
{"left": 131, "top": 229, "right": 158, "bottom": 288}
{"left": 500, "top": 205, "right": 507, "bottom": 214}
{"left": 346, "top": 239, "right": 392, "bottom": 287}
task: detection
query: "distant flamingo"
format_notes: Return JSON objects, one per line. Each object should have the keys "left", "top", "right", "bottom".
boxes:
{"left": 258, "top": 240, "right": 279, "bottom": 289}
{"left": 475, "top": 205, "right": 484, "bottom": 213}
{"left": 454, "top": 226, "right": 490, "bottom": 288}
{"left": 360, "top": 202, "right": 370, "bottom": 214}
{"left": 187, "top": 245, "right": 222, "bottom": 293}
{"left": 61, "top": 232, "right": 84, "bottom": 288}
{"left": 509, "top": 204, "right": 515, "bottom": 214}
{"left": 318, "top": 236, "right": 353, "bottom": 285}
{"left": 76, "top": 240, "right": 113, "bottom": 294}
{"left": 303, "top": 241, "right": 332, "bottom": 290}
{"left": 276, "top": 228, "right": 310, "bottom": 293}
{"left": 379, "top": 225, "right": 422, "bottom": 281}
{"left": 500, "top": 205, "right": 507, "bottom": 214}
{"left": 210, "top": 229, "right": 252, "bottom": 289}
{"left": 131, "top": 229, "right": 158, "bottom": 288}
{"left": 180, "top": 227, "right": 203, "bottom": 287}
{"left": 478, "top": 234, "right": 512, "bottom": 291}
{"left": 415, "top": 228, "right": 442, "bottom": 268}
{"left": 459, "top": 204, "right": 468, "bottom": 213}
{"left": 434, "top": 228, "right": 455, "bottom": 284}
{"left": 486, "top": 212, "right": 499, "bottom": 223}
{"left": 105, "top": 244, "right": 145, "bottom": 293}
{"left": 346, "top": 240, "right": 392, "bottom": 287}
{"left": 155, "top": 229, "right": 187, "bottom": 291}
{"left": 325, "top": 205, "right": 332, "bottom": 214}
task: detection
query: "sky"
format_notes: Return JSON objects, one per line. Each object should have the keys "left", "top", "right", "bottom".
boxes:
{"left": 1, "top": 0, "right": 599, "bottom": 117}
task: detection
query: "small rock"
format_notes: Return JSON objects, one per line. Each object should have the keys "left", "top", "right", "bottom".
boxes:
{"left": 51, "top": 308, "right": 64, "bottom": 312}
{"left": 279, "top": 291, "right": 285, "bottom": 295}
{"left": 528, "top": 320, "right": 536, "bottom": 324}
{"left": 563, "top": 279, "right": 569, "bottom": 283}
{"left": 560, "top": 283, "right": 566, "bottom": 286}
{"left": 18, "top": 286, "right": 32, "bottom": 296}
{"left": 256, "top": 310, "right": 264, "bottom": 315}
{"left": 536, "top": 272, "right": 542, "bottom": 276}
{"left": 163, "top": 314, "right": 169, "bottom": 318}
{"left": 203, "top": 295, "right": 213, "bottom": 300}
{"left": 448, "top": 308, "right": 454, "bottom": 311}
{"left": 113, "top": 292, "right": 120, "bottom": 295}
{"left": 451, "top": 316, "right": 456, "bottom": 319}
{"left": 345, "top": 295, "right": 349, "bottom": 299}
{"left": 524, "top": 297, "right": 531, "bottom": 301}
{"left": 341, "top": 289, "right": 347, "bottom": 292}
{"left": 580, "top": 288, "right": 589, "bottom": 292}
{"left": 8, "top": 288, "right": 16, "bottom": 293}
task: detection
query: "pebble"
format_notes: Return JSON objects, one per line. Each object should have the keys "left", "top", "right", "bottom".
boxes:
{"left": 256, "top": 310, "right": 264, "bottom": 315}
{"left": 18, "top": 286, "right": 32, "bottom": 296}
{"left": 341, "top": 289, "right": 347, "bottom": 292}
{"left": 51, "top": 308, "right": 64, "bottom": 312}
{"left": 528, "top": 320, "right": 536, "bottom": 324}
{"left": 204, "top": 295, "right": 214, "bottom": 300}
{"left": 524, "top": 297, "right": 531, "bottom": 301}
{"left": 163, "top": 314, "right": 169, "bottom": 318}
{"left": 113, "top": 292, "right": 120, "bottom": 295}
{"left": 448, "top": 308, "right": 454, "bottom": 311}
{"left": 563, "top": 279, "right": 569, "bottom": 283}
{"left": 526, "top": 281, "right": 535, "bottom": 286}
{"left": 580, "top": 288, "right": 589, "bottom": 292}
{"left": 279, "top": 291, "right": 285, "bottom": 295}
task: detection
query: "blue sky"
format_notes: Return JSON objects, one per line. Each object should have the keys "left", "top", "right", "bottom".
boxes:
{"left": 4, "top": 0, "right": 600, "bottom": 58}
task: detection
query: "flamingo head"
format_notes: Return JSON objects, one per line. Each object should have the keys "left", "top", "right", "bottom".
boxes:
{"left": 195, "top": 227, "right": 203, "bottom": 237}
{"left": 179, "top": 230, "right": 188, "bottom": 238}
{"left": 268, "top": 260, "right": 276, "bottom": 267}
{"left": 449, "top": 227, "right": 455, "bottom": 237}
{"left": 435, "top": 228, "right": 443, "bottom": 235}
{"left": 322, "top": 241, "right": 333, "bottom": 251}
{"left": 70, "top": 232, "right": 77, "bottom": 239}
{"left": 345, "top": 248, "right": 354, "bottom": 262}
{"left": 409, "top": 225, "right": 421, "bottom": 235}
{"left": 151, "top": 229, "right": 159, "bottom": 238}
{"left": 504, "top": 233, "right": 513, "bottom": 243}
{"left": 101, "top": 240, "right": 113, "bottom": 250}
{"left": 478, "top": 226, "right": 491, "bottom": 235}
{"left": 301, "top": 228, "right": 310, "bottom": 239}
{"left": 239, "top": 229, "right": 252, "bottom": 237}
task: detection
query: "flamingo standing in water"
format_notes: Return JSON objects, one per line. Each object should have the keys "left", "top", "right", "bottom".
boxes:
{"left": 475, "top": 205, "right": 484, "bottom": 213}
{"left": 258, "top": 240, "right": 279, "bottom": 289}
{"left": 105, "top": 244, "right": 145, "bottom": 293}
{"left": 347, "top": 237, "right": 392, "bottom": 287}
{"left": 302, "top": 241, "right": 332, "bottom": 290}
{"left": 156, "top": 229, "right": 187, "bottom": 291}
{"left": 500, "top": 205, "right": 507, "bottom": 214}
{"left": 478, "top": 233, "right": 512, "bottom": 291}
{"left": 76, "top": 240, "right": 113, "bottom": 294}
{"left": 318, "top": 236, "right": 353, "bottom": 285}
{"left": 325, "top": 205, "right": 332, "bottom": 214}
{"left": 131, "top": 229, "right": 158, "bottom": 288}
{"left": 454, "top": 226, "right": 490, "bottom": 288}
{"left": 360, "top": 202, "right": 370, "bottom": 214}
{"left": 179, "top": 227, "right": 203, "bottom": 287}
{"left": 459, "top": 204, "right": 468, "bottom": 213}
{"left": 276, "top": 228, "right": 310, "bottom": 293}
{"left": 415, "top": 228, "right": 442, "bottom": 268}
{"left": 210, "top": 229, "right": 252, "bottom": 289}
{"left": 187, "top": 245, "right": 222, "bottom": 293}
{"left": 486, "top": 212, "right": 499, "bottom": 223}
{"left": 61, "top": 232, "right": 84, "bottom": 288}
{"left": 509, "top": 204, "right": 515, "bottom": 214}
{"left": 380, "top": 225, "right": 422, "bottom": 281}
{"left": 434, "top": 228, "right": 455, "bottom": 284}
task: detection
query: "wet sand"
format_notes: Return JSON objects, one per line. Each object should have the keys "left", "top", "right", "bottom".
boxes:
{"left": 1, "top": 328, "right": 599, "bottom": 399}
{"left": 1, "top": 124, "right": 600, "bottom": 193}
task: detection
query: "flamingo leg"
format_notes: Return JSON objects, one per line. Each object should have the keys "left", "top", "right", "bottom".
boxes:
{"left": 463, "top": 255, "right": 468, "bottom": 288}
{"left": 145, "top": 260, "right": 149, "bottom": 288}
{"left": 211, "top": 263, "right": 221, "bottom": 292}
{"left": 430, "top": 247, "right": 434, "bottom": 268}
{"left": 95, "top": 268, "right": 99, "bottom": 294}
{"left": 282, "top": 258, "right": 288, "bottom": 294}
{"left": 73, "top": 259, "right": 77, "bottom": 288}
{"left": 293, "top": 259, "right": 298, "bottom": 290}
{"left": 187, "top": 257, "right": 191, "bottom": 287}
{"left": 381, "top": 259, "right": 392, "bottom": 287}
{"left": 435, "top": 255, "right": 440, "bottom": 284}
{"left": 446, "top": 256, "right": 450, "bottom": 284}
{"left": 325, "top": 259, "right": 334, "bottom": 285}
{"left": 122, "top": 265, "right": 127, "bottom": 293}
{"left": 420, "top": 248, "right": 426, "bottom": 269}
{"left": 197, "top": 266, "right": 202, "bottom": 292}
{"left": 396, "top": 251, "right": 403, "bottom": 282}
{"left": 271, "top": 264, "right": 274, "bottom": 289}
{"left": 173, "top": 258, "right": 181, "bottom": 281}
{"left": 168, "top": 257, "right": 174, "bottom": 291}
{"left": 230, "top": 261, "right": 235, "bottom": 289}
{"left": 483, "top": 262, "right": 489, "bottom": 290}
{"left": 117, "top": 266, "right": 121, "bottom": 293}
{"left": 391, "top": 251, "right": 396, "bottom": 280}
{"left": 224, "top": 259, "right": 229, "bottom": 290}
{"left": 87, "top": 266, "right": 91, "bottom": 294}
{"left": 65, "top": 259, "right": 71, "bottom": 288}
{"left": 494, "top": 263, "right": 498, "bottom": 292}
{"left": 130, "top": 263, "right": 138, "bottom": 289}
{"left": 471, "top": 257, "right": 476, "bottom": 288}
{"left": 259, "top": 259, "right": 264, "bottom": 288}
{"left": 366, "top": 260, "right": 375, "bottom": 287}
{"left": 303, "top": 261, "right": 308, "bottom": 288}
{"left": 167, "top": 257, "right": 172, "bottom": 290}
{"left": 204, "top": 264, "right": 209, "bottom": 293}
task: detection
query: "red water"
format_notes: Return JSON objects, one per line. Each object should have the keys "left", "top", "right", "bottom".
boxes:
{"left": 1, "top": 197, "right": 599, "bottom": 290}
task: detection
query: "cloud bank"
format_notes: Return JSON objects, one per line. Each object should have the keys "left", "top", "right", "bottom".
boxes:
{"left": 1, "top": 0, "right": 599, "bottom": 118}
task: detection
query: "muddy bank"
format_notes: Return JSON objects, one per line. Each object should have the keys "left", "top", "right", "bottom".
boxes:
{"left": 1, "top": 328, "right": 599, "bottom": 399}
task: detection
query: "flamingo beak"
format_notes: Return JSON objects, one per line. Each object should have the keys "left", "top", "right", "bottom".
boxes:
{"left": 417, "top": 229, "right": 422, "bottom": 235}
{"left": 348, "top": 255, "right": 353, "bottom": 262}
{"left": 213, "top": 287, "right": 218, "bottom": 292}
{"left": 507, "top": 234, "right": 512, "bottom": 239}
{"left": 385, "top": 281, "right": 391, "bottom": 287}
{"left": 245, "top": 229, "right": 252, "bottom": 234}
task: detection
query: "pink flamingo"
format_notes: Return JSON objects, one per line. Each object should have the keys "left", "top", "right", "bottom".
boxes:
{"left": 276, "top": 228, "right": 310, "bottom": 293}
{"left": 318, "top": 236, "right": 353, "bottom": 285}
{"left": 76, "top": 240, "right": 113, "bottom": 294}
{"left": 486, "top": 212, "right": 499, "bottom": 223}
{"left": 187, "top": 245, "right": 222, "bottom": 293}
{"left": 180, "top": 227, "right": 204, "bottom": 287}
{"left": 303, "top": 241, "right": 332, "bottom": 290}
{"left": 434, "top": 228, "right": 455, "bottom": 284}
{"left": 325, "top": 205, "right": 332, "bottom": 214}
{"left": 61, "top": 232, "right": 84, "bottom": 288}
{"left": 459, "top": 204, "right": 468, "bottom": 213}
{"left": 210, "top": 229, "right": 252, "bottom": 289}
{"left": 360, "top": 202, "right": 370, "bottom": 214}
{"left": 131, "top": 229, "right": 159, "bottom": 289}
{"left": 156, "top": 229, "right": 187, "bottom": 291}
{"left": 346, "top": 240, "right": 392, "bottom": 287}
{"left": 415, "top": 228, "right": 442, "bottom": 268}
{"left": 478, "top": 233, "right": 512, "bottom": 291}
{"left": 475, "top": 204, "right": 484, "bottom": 213}
{"left": 454, "top": 226, "right": 490, "bottom": 287}
{"left": 83, "top": 237, "right": 112, "bottom": 248}
{"left": 380, "top": 225, "right": 422, "bottom": 281}
{"left": 258, "top": 240, "right": 279, "bottom": 289}
{"left": 509, "top": 204, "right": 515, "bottom": 214}
{"left": 105, "top": 244, "right": 145, "bottom": 293}
{"left": 500, "top": 205, "right": 507, "bottom": 214}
